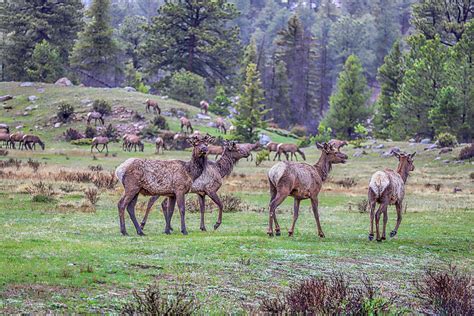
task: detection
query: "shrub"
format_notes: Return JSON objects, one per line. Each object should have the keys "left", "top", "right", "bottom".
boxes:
{"left": 132, "top": 111, "right": 144, "bottom": 121}
{"left": 414, "top": 265, "right": 473, "bottom": 315}
{"left": 151, "top": 115, "right": 169, "bottom": 130}
{"left": 91, "top": 171, "right": 117, "bottom": 190}
{"left": 71, "top": 138, "right": 93, "bottom": 146}
{"left": 255, "top": 149, "right": 270, "bottom": 166}
{"left": 56, "top": 102, "right": 75, "bottom": 123}
{"left": 290, "top": 125, "right": 307, "bottom": 137}
{"left": 92, "top": 99, "right": 111, "bottom": 115}
{"left": 63, "top": 128, "right": 83, "bottom": 141}
{"left": 313, "top": 123, "right": 332, "bottom": 143}
{"left": 103, "top": 124, "right": 117, "bottom": 140}
{"left": 84, "top": 126, "right": 96, "bottom": 139}
{"left": 357, "top": 198, "right": 368, "bottom": 213}
{"left": 437, "top": 132, "right": 458, "bottom": 148}
{"left": 140, "top": 125, "right": 159, "bottom": 139}
{"left": 32, "top": 194, "right": 55, "bottom": 203}
{"left": 121, "top": 284, "right": 200, "bottom": 315}
{"left": 349, "top": 138, "right": 364, "bottom": 148}
{"left": 334, "top": 177, "right": 357, "bottom": 188}
{"left": 0, "top": 149, "right": 8, "bottom": 156}
{"left": 297, "top": 137, "right": 312, "bottom": 148}
{"left": 209, "top": 86, "right": 231, "bottom": 116}
{"left": 168, "top": 70, "right": 206, "bottom": 106}
{"left": 459, "top": 143, "right": 474, "bottom": 160}
{"left": 84, "top": 187, "right": 99, "bottom": 206}
{"left": 88, "top": 165, "right": 103, "bottom": 172}
{"left": 27, "top": 158, "right": 40, "bottom": 172}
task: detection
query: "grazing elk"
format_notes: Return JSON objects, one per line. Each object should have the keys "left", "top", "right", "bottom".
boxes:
{"left": 91, "top": 136, "right": 109, "bottom": 153}
{"left": 274, "top": 143, "right": 306, "bottom": 161}
{"left": 87, "top": 111, "right": 104, "bottom": 125}
{"left": 9, "top": 132, "right": 25, "bottom": 149}
{"left": 267, "top": 142, "right": 348, "bottom": 237}
{"left": 22, "top": 134, "right": 45, "bottom": 150}
{"left": 238, "top": 141, "right": 260, "bottom": 162}
{"left": 368, "top": 152, "right": 416, "bottom": 242}
{"left": 266, "top": 142, "right": 280, "bottom": 160}
{"left": 215, "top": 117, "right": 226, "bottom": 134}
{"left": 126, "top": 135, "right": 144, "bottom": 152}
{"left": 155, "top": 136, "right": 166, "bottom": 154}
{"left": 0, "top": 133, "right": 10, "bottom": 148}
{"left": 145, "top": 99, "right": 161, "bottom": 114}
{"left": 180, "top": 117, "right": 193, "bottom": 134}
{"left": 207, "top": 144, "right": 224, "bottom": 159}
{"left": 328, "top": 139, "right": 348, "bottom": 151}
{"left": 122, "top": 134, "right": 133, "bottom": 151}
{"left": 141, "top": 141, "right": 250, "bottom": 232}
{"left": 200, "top": 100, "right": 209, "bottom": 114}
{"left": 115, "top": 134, "right": 213, "bottom": 236}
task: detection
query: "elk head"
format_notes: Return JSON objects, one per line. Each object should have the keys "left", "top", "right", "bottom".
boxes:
{"left": 316, "top": 142, "right": 348, "bottom": 164}
{"left": 224, "top": 141, "right": 249, "bottom": 160}
{"left": 187, "top": 134, "right": 214, "bottom": 157}
{"left": 394, "top": 152, "right": 416, "bottom": 171}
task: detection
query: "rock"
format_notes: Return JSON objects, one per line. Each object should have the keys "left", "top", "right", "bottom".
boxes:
{"left": 16, "top": 125, "right": 23, "bottom": 130}
{"left": 2, "top": 104, "right": 13, "bottom": 110}
{"left": 373, "top": 144, "right": 384, "bottom": 149}
{"left": 55, "top": 77, "right": 73, "bottom": 86}
{"left": 408, "top": 138, "right": 416, "bottom": 143}
{"left": 353, "top": 150, "right": 365, "bottom": 157}
{"left": 80, "top": 99, "right": 92, "bottom": 105}
{"left": 434, "top": 156, "right": 441, "bottom": 160}
{"left": 28, "top": 95, "right": 38, "bottom": 102}
{"left": 0, "top": 95, "right": 13, "bottom": 102}
{"left": 386, "top": 139, "right": 393, "bottom": 142}
{"left": 20, "top": 82, "right": 34, "bottom": 87}
{"left": 207, "top": 122, "right": 217, "bottom": 128}
{"left": 420, "top": 138, "right": 431, "bottom": 144}
{"left": 389, "top": 147, "right": 400, "bottom": 154}
{"left": 381, "top": 151, "right": 393, "bottom": 158}
{"left": 177, "top": 110, "right": 186, "bottom": 117}
{"left": 443, "top": 160, "right": 450, "bottom": 164}
{"left": 369, "top": 139, "right": 377, "bottom": 144}
{"left": 424, "top": 144, "right": 438, "bottom": 151}
{"left": 162, "top": 111, "right": 173, "bottom": 117}
{"left": 259, "top": 134, "right": 271, "bottom": 145}
{"left": 23, "top": 112, "right": 29, "bottom": 116}
{"left": 409, "top": 143, "right": 417, "bottom": 146}
{"left": 25, "top": 106, "right": 33, "bottom": 111}
{"left": 54, "top": 122, "right": 61, "bottom": 128}
{"left": 453, "top": 187, "right": 462, "bottom": 193}
{"left": 124, "top": 86, "right": 136, "bottom": 92}
{"left": 37, "top": 88, "right": 45, "bottom": 93}
{"left": 160, "top": 95, "right": 169, "bottom": 99}
{"left": 79, "top": 83, "right": 86, "bottom": 87}
{"left": 196, "top": 113, "right": 211, "bottom": 120}
{"left": 439, "top": 147, "right": 453, "bottom": 154}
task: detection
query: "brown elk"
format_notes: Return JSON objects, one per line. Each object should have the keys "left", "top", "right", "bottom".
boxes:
{"left": 91, "top": 136, "right": 109, "bottom": 153}
{"left": 200, "top": 100, "right": 209, "bottom": 114}
{"left": 155, "top": 136, "right": 166, "bottom": 154}
{"left": 180, "top": 117, "right": 193, "bottom": 134}
{"left": 140, "top": 141, "right": 250, "bottom": 232}
{"left": 122, "top": 134, "right": 133, "bottom": 151}
{"left": 115, "top": 134, "right": 213, "bottom": 236}
{"left": 274, "top": 143, "right": 306, "bottom": 161}
{"left": 207, "top": 144, "right": 224, "bottom": 159}
{"left": 9, "top": 132, "right": 25, "bottom": 149}
{"left": 238, "top": 141, "right": 260, "bottom": 161}
{"left": 0, "top": 124, "right": 9, "bottom": 134}
{"left": 22, "top": 134, "right": 45, "bottom": 150}
{"left": 126, "top": 135, "right": 144, "bottom": 152}
{"left": 266, "top": 142, "right": 280, "bottom": 160}
{"left": 145, "top": 99, "right": 161, "bottom": 114}
{"left": 0, "top": 133, "right": 10, "bottom": 148}
{"left": 87, "top": 111, "right": 104, "bottom": 125}
{"left": 267, "top": 142, "right": 347, "bottom": 237}
{"left": 368, "top": 152, "right": 416, "bottom": 242}
{"left": 328, "top": 139, "right": 348, "bottom": 151}
{"left": 215, "top": 117, "right": 226, "bottom": 134}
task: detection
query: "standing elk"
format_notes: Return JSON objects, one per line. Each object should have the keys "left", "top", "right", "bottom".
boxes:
{"left": 274, "top": 143, "right": 306, "bottom": 161}
{"left": 215, "top": 117, "right": 226, "bottom": 134}
{"left": 141, "top": 141, "right": 250, "bottom": 232}
{"left": 266, "top": 142, "right": 280, "bottom": 160}
{"left": 267, "top": 142, "right": 347, "bottom": 237}
{"left": 115, "top": 134, "right": 213, "bottom": 236}
{"left": 207, "top": 144, "right": 224, "bottom": 159}
{"left": 180, "top": 117, "right": 193, "bottom": 134}
{"left": 145, "top": 99, "right": 161, "bottom": 114}
{"left": 368, "top": 152, "right": 416, "bottom": 242}
{"left": 87, "top": 111, "right": 104, "bottom": 125}
{"left": 155, "top": 136, "right": 166, "bottom": 154}
{"left": 200, "top": 100, "right": 209, "bottom": 114}
{"left": 238, "top": 141, "right": 260, "bottom": 161}
{"left": 0, "top": 124, "right": 9, "bottom": 134}
{"left": 22, "top": 134, "right": 45, "bottom": 150}
{"left": 328, "top": 139, "right": 348, "bottom": 151}
{"left": 126, "top": 135, "right": 144, "bottom": 152}
{"left": 91, "top": 136, "right": 109, "bottom": 153}
{"left": 9, "top": 132, "right": 25, "bottom": 149}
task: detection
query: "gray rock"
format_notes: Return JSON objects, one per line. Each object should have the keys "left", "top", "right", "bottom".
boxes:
{"left": 408, "top": 138, "right": 416, "bottom": 143}
{"left": 443, "top": 160, "right": 450, "bottom": 164}
{"left": 54, "top": 122, "right": 61, "bottom": 128}
{"left": 381, "top": 152, "right": 393, "bottom": 158}
{"left": 177, "top": 110, "right": 186, "bottom": 117}
{"left": 55, "top": 77, "right": 73, "bottom": 87}
{"left": 389, "top": 147, "right": 401, "bottom": 154}
{"left": 420, "top": 138, "right": 431, "bottom": 144}
{"left": 353, "top": 150, "right": 364, "bottom": 157}
{"left": 23, "top": 112, "right": 29, "bottom": 116}
{"left": 373, "top": 144, "right": 384, "bottom": 149}
{"left": 424, "top": 144, "right": 438, "bottom": 151}
{"left": 409, "top": 143, "right": 417, "bottom": 146}
{"left": 37, "top": 88, "right": 45, "bottom": 93}
{"left": 160, "top": 95, "right": 169, "bottom": 99}
{"left": 0, "top": 95, "right": 13, "bottom": 102}
{"left": 386, "top": 139, "right": 393, "bottom": 142}
{"left": 259, "top": 134, "right": 271, "bottom": 145}
{"left": 434, "top": 156, "right": 441, "bottom": 160}
{"left": 20, "top": 82, "right": 34, "bottom": 87}
{"left": 16, "top": 125, "right": 23, "bottom": 130}
{"left": 25, "top": 106, "right": 33, "bottom": 111}
{"left": 196, "top": 113, "right": 211, "bottom": 120}
{"left": 162, "top": 111, "right": 173, "bottom": 117}
{"left": 207, "top": 122, "right": 217, "bottom": 128}
{"left": 124, "top": 86, "right": 136, "bottom": 92}
{"left": 81, "top": 99, "right": 92, "bottom": 105}
{"left": 28, "top": 95, "right": 38, "bottom": 102}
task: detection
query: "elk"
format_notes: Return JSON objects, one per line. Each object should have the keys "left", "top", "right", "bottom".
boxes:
{"left": 115, "top": 134, "right": 213, "bottom": 236}
{"left": 91, "top": 136, "right": 109, "bottom": 153}
{"left": 215, "top": 117, "right": 226, "bottom": 134}
{"left": 0, "top": 133, "right": 10, "bottom": 148}
{"left": 274, "top": 143, "right": 306, "bottom": 161}
{"left": 328, "top": 139, "right": 348, "bottom": 151}
{"left": 9, "top": 132, "right": 25, "bottom": 149}
{"left": 267, "top": 142, "right": 348, "bottom": 237}
{"left": 368, "top": 152, "right": 416, "bottom": 242}
{"left": 200, "top": 100, "right": 209, "bottom": 114}
{"left": 180, "top": 117, "right": 193, "bottom": 134}
{"left": 145, "top": 99, "right": 161, "bottom": 114}
{"left": 207, "top": 144, "right": 224, "bottom": 159}
{"left": 122, "top": 134, "right": 133, "bottom": 151}
{"left": 140, "top": 141, "right": 250, "bottom": 232}
{"left": 238, "top": 141, "right": 260, "bottom": 161}
{"left": 0, "top": 124, "right": 9, "bottom": 134}
{"left": 126, "top": 135, "right": 144, "bottom": 152}
{"left": 266, "top": 142, "right": 280, "bottom": 160}
{"left": 87, "top": 111, "right": 104, "bottom": 125}
{"left": 155, "top": 136, "right": 166, "bottom": 154}
{"left": 22, "top": 134, "right": 45, "bottom": 150}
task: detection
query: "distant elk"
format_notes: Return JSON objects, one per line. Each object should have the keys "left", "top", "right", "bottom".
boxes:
{"left": 328, "top": 139, "right": 348, "bottom": 151}
{"left": 145, "top": 99, "right": 161, "bottom": 114}
{"left": 215, "top": 117, "right": 226, "bottom": 134}
{"left": 9, "top": 132, "right": 25, "bottom": 149}
{"left": 266, "top": 142, "right": 280, "bottom": 160}
{"left": 22, "top": 134, "right": 45, "bottom": 150}
{"left": 91, "top": 136, "right": 109, "bottom": 153}
{"left": 0, "top": 124, "right": 9, "bottom": 134}
{"left": 237, "top": 141, "right": 260, "bottom": 161}
{"left": 115, "top": 134, "right": 213, "bottom": 236}
{"left": 87, "top": 111, "right": 104, "bottom": 125}
{"left": 180, "top": 117, "right": 193, "bottom": 134}
{"left": 126, "top": 135, "right": 144, "bottom": 152}
{"left": 267, "top": 142, "right": 347, "bottom": 237}
{"left": 155, "top": 136, "right": 166, "bottom": 154}
{"left": 200, "top": 100, "right": 209, "bottom": 114}
{"left": 207, "top": 144, "right": 224, "bottom": 159}
{"left": 274, "top": 143, "right": 306, "bottom": 161}
{"left": 368, "top": 152, "right": 416, "bottom": 242}
{"left": 0, "top": 132, "right": 10, "bottom": 148}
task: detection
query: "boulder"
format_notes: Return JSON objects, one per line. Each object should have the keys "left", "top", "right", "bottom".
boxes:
{"left": 0, "top": 95, "right": 13, "bottom": 102}
{"left": 207, "top": 122, "right": 217, "bottom": 128}
{"left": 443, "top": 160, "right": 450, "bottom": 164}
{"left": 196, "top": 113, "right": 211, "bottom": 120}
{"left": 408, "top": 138, "right": 416, "bottom": 143}
{"left": 353, "top": 150, "right": 366, "bottom": 157}
{"left": 55, "top": 78, "right": 73, "bottom": 86}
{"left": 373, "top": 144, "right": 384, "bottom": 149}
{"left": 420, "top": 138, "right": 431, "bottom": 144}
{"left": 259, "top": 133, "right": 271, "bottom": 145}
{"left": 37, "top": 88, "right": 45, "bottom": 93}
{"left": 20, "top": 82, "right": 34, "bottom": 87}
{"left": 16, "top": 125, "right": 23, "bottom": 130}
{"left": 54, "top": 122, "right": 62, "bottom": 128}
{"left": 434, "top": 156, "right": 441, "bottom": 161}
{"left": 25, "top": 106, "right": 33, "bottom": 111}
{"left": 439, "top": 147, "right": 452, "bottom": 154}
{"left": 28, "top": 95, "right": 38, "bottom": 102}
{"left": 80, "top": 99, "right": 92, "bottom": 105}
{"left": 177, "top": 110, "right": 186, "bottom": 117}
{"left": 124, "top": 86, "right": 136, "bottom": 92}
{"left": 424, "top": 144, "right": 438, "bottom": 151}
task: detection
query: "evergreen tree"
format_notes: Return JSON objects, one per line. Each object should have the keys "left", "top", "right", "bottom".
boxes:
{"left": 141, "top": 0, "right": 241, "bottom": 83}
{"left": 373, "top": 40, "right": 404, "bottom": 138}
{"left": 324, "top": 55, "right": 370, "bottom": 139}
{"left": 0, "top": 0, "right": 83, "bottom": 80}
{"left": 26, "top": 41, "right": 64, "bottom": 83}
{"left": 71, "top": 0, "right": 124, "bottom": 87}
{"left": 270, "top": 60, "right": 292, "bottom": 127}
{"left": 371, "top": 0, "right": 401, "bottom": 68}
{"left": 429, "top": 86, "right": 462, "bottom": 135}
{"left": 233, "top": 63, "right": 267, "bottom": 142}
{"left": 118, "top": 15, "right": 147, "bottom": 69}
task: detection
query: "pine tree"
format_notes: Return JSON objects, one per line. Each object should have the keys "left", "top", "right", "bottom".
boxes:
{"left": 141, "top": 0, "right": 241, "bottom": 83}
{"left": 0, "top": 0, "right": 83, "bottom": 80}
{"left": 324, "top": 55, "right": 371, "bottom": 139}
{"left": 71, "top": 0, "right": 124, "bottom": 87}
{"left": 429, "top": 86, "right": 462, "bottom": 135}
{"left": 118, "top": 15, "right": 147, "bottom": 69}
{"left": 233, "top": 63, "right": 268, "bottom": 142}
{"left": 270, "top": 60, "right": 292, "bottom": 127}
{"left": 373, "top": 40, "right": 404, "bottom": 138}
{"left": 371, "top": 0, "right": 401, "bottom": 68}
{"left": 26, "top": 41, "right": 64, "bottom": 83}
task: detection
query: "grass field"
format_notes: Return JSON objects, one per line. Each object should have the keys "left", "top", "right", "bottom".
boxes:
{"left": 0, "top": 82, "right": 473, "bottom": 313}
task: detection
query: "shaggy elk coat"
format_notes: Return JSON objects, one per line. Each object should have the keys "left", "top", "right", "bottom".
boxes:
{"left": 155, "top": 136, "right": 165, "bottom": 154}
{"left": 238, "top": 141, "right": 260, "bottom": 161}
{"left": 9, "top": 132, "right": 24, "bottom": 149}
{"left": 328, "top": 139, "right": 348, "bottom": 151}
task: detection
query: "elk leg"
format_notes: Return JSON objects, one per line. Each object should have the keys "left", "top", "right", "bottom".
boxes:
{"left": 105, "top": 143, "right": 108, "bottom": 154}
{"left": 267, "top": 192, "right": 287, "bottom": 236}
{"left": 141, "top": 195, "right": 159, "bottom": 229}
{"left": 250, "top": 152, "right": 253, "bottom": 162}
{"left": 310, "top": 197, "right": 325, "bottom": 238}
{"left": 160, "top": 198, "right": 173, "bottom": 231}
{"left": 368, "top": 198, "right": 376, "bottom": 241}
{"left": 375, "top": 205, "right": 383, "bottom": 242}
{"left": 391, "top": 201, "right": 403, "bottom": 237}
{"left": 117, "top": 189, "right": 139, "bottom": 236}
{"left": 288, "top": 198, "right": 301, "bottom": 236}
{"left": 294, "top": 152, "right": 298, "bottom": 161}
{"left": 198, "top": 194, "right": 207, "bottom": 231}
{"left": 382, "top": 207, "right": 388, "bottom": 240}
{"left": 127, "top": 194, "right": 145, "bottom": 236}
{"left": 176, "top": 193, "right": 188, "bottom": 235}
{"left": 207, "top": 192, "right": 223, "bottom": 230}
{"left": 164, "top": 196, "right": 176, "bottom": 234}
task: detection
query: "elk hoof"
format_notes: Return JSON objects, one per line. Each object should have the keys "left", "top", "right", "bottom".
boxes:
{"left": 381, "top": 236, "right": 386, "bottom": 240}
{"left": 213, "top": 223, "right": 221, "bottom": 230}
{"left": 376, "top": 239, "right": 383, "bottom": 242}
{"left": 319, "top": 232, "right": 325, "bottom": 238}
{"left": 181, "top": 230, "right": 188, "bottom": 235}
{"left": 288, "top": 231, "right": 293, "bottom": 237}
{"left": 267, "top": 232, "right": 274, "bottom": 237}
{"left": 275, "top": 230, "right": 281, "bottom": 236}
{"left": 138, "top": 231, "right": 146, "bottom": 236}
{"left": 121, "top": 231, "right": 129, "bottom": 236}
{"left": 200, "top": 226, "right": 207, "bottom": 232}
{"left": 390, "top": 230, "right": 397, "bottom": 237}
{"left": 164, "top": 229, "right": 171, "bottom": 235}
{"left": 368, "top": 233, "right": 374, "bottom": 241}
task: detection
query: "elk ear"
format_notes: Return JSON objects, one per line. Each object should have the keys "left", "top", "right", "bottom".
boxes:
{"left": 203, "top": 134, "right": 215, "bottom": 144}
{"left": 393, "top": 151, "right": 401, "bottom": 159}
{"left": 316, "top": 142, "right": 324, "bottom": 150}
{"left": 410, "top": 152, "right": 416, "bottom": 159}
{"left": 187, "top": 136, "right": 197, "bottom": 146}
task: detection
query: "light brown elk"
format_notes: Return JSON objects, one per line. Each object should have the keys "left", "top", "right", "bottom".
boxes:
{"left": 215, "top": 117, "right": 226, "bottom": 134}
{"left": 122, "top": 134, "right": 133, "bottom": 151}
{"left": 207, "top": 144, "right": 224, "bottom": 159}
{"left": 0, "top": 133, "right": 10, "bottom": 148}
{"left": 91, "top": 136, "right": 109, "bottom": 153}
{"left": 274, "top": 143, "right": 306, "bottom": 161}
{"left": 267, "top": 142, "right": 347, "bottom": 237}
{"left": 328, "top": 139, "right": 348, "bottom": 151}
{"left": 368, "top": 152, "right": 416, "bottom": 242}
{"left": 9, "top": 132, "right": 25, "bottom": 149}
{"left": 145, "top": 99, "right": 161, "bottom": 114}
{"left": 200, "top": 100, "right": 209, "bottom": 114}
{"left": 87, "top": 111, "right": 104, "bottom": 125}
{"left": 115, "top": 134, "right": 213, "bottom": 235}
{"left": 238, "top": 141, "right": 260, "bottom": 161}
{"left": 155, "top": 136, "right": 166, "bottom": 154}
{"left": 140, "top": 141, "right": 249, "bottom": 232}
{"left": 266, "top": 142, "right": 280, "bottom": 160}
{"left": 180, "top": 117, "right": 193, "bottom": 134}
{"left": 22, "top": 134, "right": 45, "bottom": 150}
{"left": 126, "top": 135, "right": 144, "bottom": 152}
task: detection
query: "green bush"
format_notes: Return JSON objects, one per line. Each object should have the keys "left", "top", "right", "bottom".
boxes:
{"left": 71, "top": 138, "right": 93, "bottom": 146}
{"left": 313, "top": 123, "right": 332, "bottom": 143}
{"left": 92, "top": 99, "right": 111, "bottom": 115}
{"left": 255, "top": 149, "right": 270, "bottom": 166}
{"left": 56, "top": 102, "right": 75, "bottom": 123}
{"left": 140, "top": 125, "right": 159, "bottom": 139}
{"left": 436, "top": 132, "right": 457, "bottom": 148}
{"left": 32, "top": 194, "right": 56, "bottom": 203}
{"left": 297, "top": 137, "right": 312, "bottom": 148}
{"left": 85, "top": 126, "right": 96, "bottom": 139}
{"left": 209, "top": 86, "right": 231, "bottom": 116}
{"left": 290, "top": 125, "right": 307, "bottom": 138}
{"left": 168, "top": 70, "right": 206, "bottom": 106}
{"left": 349, "top": 139, "right": 364, "bottom": 148}
{"left": 151, "top": 115, "right": 169, "bottom": 130}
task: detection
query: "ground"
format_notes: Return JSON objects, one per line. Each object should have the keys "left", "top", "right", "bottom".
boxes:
{"left": 0, "top": 82, "right": 472, "bottom": 313}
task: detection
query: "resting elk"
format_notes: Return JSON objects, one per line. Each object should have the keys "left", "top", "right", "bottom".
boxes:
{"left": 91, "top": 136, "right": 109, "bottom": 153}
{"left": 87, "top": 111, "right": 104, "bottom": 125}
{"left": 22, "top": 134, "right": 45, "bottom": 150}
{"left": 274, "top": 143, "right": 306, "bottom": 161}
{"left": 180, "top": 117, "right": 193, "bottom": 134}
{"left": 200, "top": 100, "right": 209, "bottom": 114}
{"left": 145, "top": 99, "right": 161, "bottom": 114}
{"left": 368, "top": 152, "right": 416, "bottom": 242}
{"left": 267, "top": 142, "right": 347, "bottom": 237}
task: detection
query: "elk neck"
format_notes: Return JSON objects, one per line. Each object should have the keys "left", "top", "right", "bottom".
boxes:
{"left": 216, "top": 150, "right": 237, "bottom": 178}
{"left": 396, "top": 160, "right": 410, "bottom": 183}
{"left": 187, "top": 152, "right": 208, "bottom": 181}
{"left": 314, "top": 151, "right": 332, "bottom": 182}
